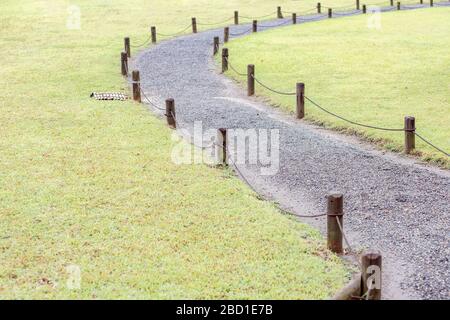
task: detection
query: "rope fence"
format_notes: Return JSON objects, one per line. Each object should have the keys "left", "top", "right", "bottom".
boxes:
{"left": 281, "top": 7, "right": 318, "bottom": 15}
{"left": 221, "top": 42, "right": 449, "bottom": 158}
{"left": 112, "top": 0, "right": 450, "bottom": 301}
{"left": 122, "top": 1, "right": 449, "bottom": 48}
{"left": 197, "top": 16, "right": 234, "bottom": 26}
{"left": 120, "top": 1, "right": 449, "bottom": 165}
{"left": 229, "top": 27, "right": 253, "bottom": 37}
{"left": 304, "top": 96, "right": 405, "bottom": 132}
{"left": 298, "top": 14, "right": 328, "bottom": 21}
{"left": 321, "top": 4, "right": 355, "bottom": 9}
{"left": 141, "top": 88, "right": 165, "bottom": 112}
{"left": 239, "top": 11, "right": 277, "bottom": 20}
{"left": 130, "top": 35, "right": 152, "bottom": 48}
{"left": 258, "top": 19, "right": 292, "bottom": 28}
{"left": 155, "top": 23, "right": 193, "bottom": 38}
{"left": 415, "top": 132, "right": 450, "bottom": 157}
{"left": 222, "top": 53, "right": 449, "bottom": 158}
{"left": 224, "top": 57, "right": 247, "bottom": 76}
{"left": 333, "top": 9, "right": 360, "bottom": 16}
{"left": 252, "top": 75, "right": 296, "bottom": 96}
{"left": 122, "top": 0, "right": 449, "bottom": 157}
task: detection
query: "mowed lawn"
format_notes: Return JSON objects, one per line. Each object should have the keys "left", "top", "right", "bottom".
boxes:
{"left": 0, "top": 0, "right": 356, "bottom": 299}
{"left": 223, "top": 8, "right": 450, "bottom": 167}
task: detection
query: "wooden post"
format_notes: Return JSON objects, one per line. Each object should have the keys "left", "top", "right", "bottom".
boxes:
{"left": 327, "top": 193, "right": 344, "bottom": 255}
{"left": 121, "top": 52, "right": 128, "bottom": 76}
{"left": 397, "top": 2, "right": 401, "bottom": 10}
{"left": 404, "top": 116, "right": 415, "bottom": 154}
{"left": 234, "top": 11, "right": 239, "bottom": 25}
{"left": 224, "top": 27, "right": 229, "bottom": 43}
{"left": 430, "top": 0, "right": 433, "bottom": 6}
{"left": 222, "top": 48, "right": 228, "bottom": 72}
{"left": 247, "top": 65, "right": 255, "bottom": 96}
{"left": 252, "top": 20, "right": 257, "bottom": 33}
{"left": 165, "top": 99, "right": 176, "bottom": 128}
{"left": 217, "top": 129, "right": 227, "bottom": 165}
{"left": 124, "top": 37, "right": 130, "bottom": 58}
{"left": 328, "top": 8, "right": 332, "bottom": 18}
{"left": 420, "top": 0, "right": 423, "bottom": 4}
{"left": 277, "top": 6, "right": 283, "bottom": 18}
{"left": 356, "top": 0, "right": 360, "bottom": 10}
{"left": 132, "top": 70, "right": 141, "bottom": 103}
{"left": 362, "top": 4, "right": 367, "bottom": 13}
{"left": 213, "top": 36, "right": 219, "bottom": 55}
{"left": 296, "top": 83, "right": 305, "bottom": 119}
{"left": 192, "top": 17, "right": 197, "bottom": 33}
{"left": 361, "top": 252, "right": 382, "bottom": 300}
{"left": 151, "top": 26, "right": 156, "bottom": 44}
{"left": 292, "top": 13, "right": 297, "bottom": 24}
{"left": 390, "top": 0, "right": 394, "bottom": 6}
{"left": 317, "top": 2, "right": 322, "bottom": 14}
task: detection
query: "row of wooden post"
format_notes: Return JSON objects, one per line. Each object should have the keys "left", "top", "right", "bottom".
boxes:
{"left": 328, "top": 1, "right": 438, "bottom": 18}
{"left": 393, "top": 0, "right": 436, "bottom": 9}
{"left": 215, "top": 132, "right": 384, "bottom": 299}
{"left": 120, "top": 42, "right": 155, "bottom": 109}
{"left": 124, "top": 0, "right": 438, "bottom": 58}
{"left": 119, "top": 1, "right": 441, "bottom": 300}
{"left": 221, "top": 48, "right": 416, "bottom": 154}
{"left": 320, "top": 0, "right": 437, "bottom": 15}
{"left": 121, "top": 75, "right": 384, "bottom": 300}
{"left": 127, "top": 67, "right": 178, "bottom": 129}
{"left": 128, "top": 0, "right": 438, "bottom": 50}
{"left": 124, "top": 0, "right": 419, "bottom": 154}
{"left": 320, "top": 0, "right": 436, "bottom": 16}
{"left": 170, "top": 123, "right": 382, "bottom": 298}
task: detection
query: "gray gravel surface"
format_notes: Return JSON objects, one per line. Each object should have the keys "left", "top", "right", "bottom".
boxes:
{"left": 134, "top": 4, "right": 450, "bottom": 300}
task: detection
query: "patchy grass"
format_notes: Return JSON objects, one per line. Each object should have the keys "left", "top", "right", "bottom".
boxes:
{"left": 223, "top": 8, "right": 450, "bottom": 168}
{"left": 0, "top": 0, "right": 354, "bottom": 299}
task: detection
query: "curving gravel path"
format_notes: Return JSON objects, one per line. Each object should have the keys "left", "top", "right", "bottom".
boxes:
{"left": 134, "top": 3, "right": 450, "bottom": 300}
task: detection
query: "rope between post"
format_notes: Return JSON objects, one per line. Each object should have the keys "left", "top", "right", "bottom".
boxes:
{"left": 223, "top": 143, "right": 328, "bottom": 218}
{"left": 229, "top": 27, "right": 253, "bottom": 37}
{"left": 224, "top": 57, "right": 247, "bottom": 76}
{"left": 197, "top": 16, "right": 234, "bottom": 26}
{"left": 298, "top": 14, "right": 328, "bottom": 21}
{"left": 414, "top": 132, "right": 450, "bottom": 156}
{"left": 333, "top": 9, "right": 360, "bottom": 16}
{"left": 259, "top": 19, "right": 291, "bottom": 28}
{"left": 282, "top": 8, "right": 317, "bottom": 15}
{"left": 130, "top": 35, "right": 152, "bottom": 48}
{"left": 335, "top": 216, "right": 353, "bottom": 254}
{"left": 140, "top": 88, "right": 165, "bottom": 111}
{"left": 304, "top": 96, "right": 405, "bottom": 132}
{"left": 239, "top": 11, "right": 277, "bottom": 20}
{"left": 251, "top": 74, "right": 297, "bottom": 96}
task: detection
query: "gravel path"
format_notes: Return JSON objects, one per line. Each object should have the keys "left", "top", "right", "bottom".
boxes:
{"left": 134, "top": 4, "right": 450, "bottom": 300}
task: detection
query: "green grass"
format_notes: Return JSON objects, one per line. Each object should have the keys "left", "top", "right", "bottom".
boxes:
{"left": 223, "top": 7, "right": 450, "bottom": 168}
{"left": 0, "top": 0, "right": 358, "bottom": 299}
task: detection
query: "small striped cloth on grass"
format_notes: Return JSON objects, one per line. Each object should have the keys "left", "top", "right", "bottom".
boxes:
{"left": 90, "top": 92, "right": 128, "bottom": 101}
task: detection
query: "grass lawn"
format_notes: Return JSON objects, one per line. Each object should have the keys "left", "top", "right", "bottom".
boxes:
{"left": 223, "top": 7, "right": 450, "bottom": 168}
{"left": 0, "top": 0, "right": 357, "bottom": 299}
